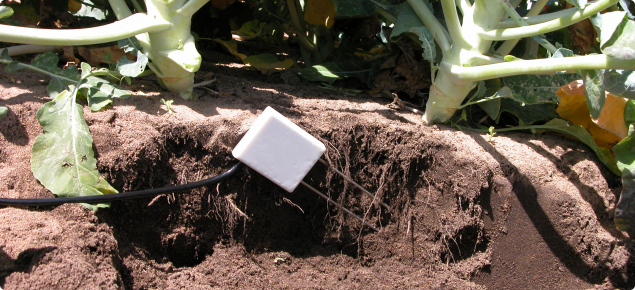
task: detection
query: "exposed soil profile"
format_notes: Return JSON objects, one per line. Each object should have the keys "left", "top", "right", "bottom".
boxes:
{"left": 0, "top": 47, "right": 634, "bottom": 289}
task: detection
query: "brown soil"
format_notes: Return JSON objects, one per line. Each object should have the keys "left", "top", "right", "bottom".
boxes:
{"left": 0, "top": 46, "right": 633, "bottom": 290}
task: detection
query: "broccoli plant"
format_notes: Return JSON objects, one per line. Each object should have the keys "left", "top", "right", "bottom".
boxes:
{"left": 389, "top": 0, "right": 635, "bottom": 234}
{"left": 0, "top": 0, "right": 209, "bottom": 99}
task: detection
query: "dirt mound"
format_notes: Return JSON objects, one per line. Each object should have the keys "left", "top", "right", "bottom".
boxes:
{"left": 0, "top": 51, "right": 634, "bottom": 289}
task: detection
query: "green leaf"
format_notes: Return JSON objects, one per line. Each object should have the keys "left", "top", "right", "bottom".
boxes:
{"left": 4, "top": 52, "right": 79, "bottom": 98}
{"left": 604, "top": 70, "right": 635, "bottom": 99}
{"left": 592, "top": 11, "right": 635, "bottom": 60}
{"left": 79, "top": 76, "right": 131, "bottom": 111}
{"left": 504, "top": 55, "right": 522, "bottom": 62}
{"left": 390, "top": 2, "right": 425, "bottom": 42}
{"left": 410, "top": 26, "right": 436, "bottom": 65}
{"left": 581, "top": 69, "right": 606, "bottom": 119}
{"left": 497, "top": 99, "right": 559, "bottom": 124}
{"left": 116, "top": 38, "right": 148, "bottom": 77}
{"left": 31, "top": 89, "right": 118, "bottom": 210}
{"left": 332, "top": 0, "right": 405, "bottom": 18}
{"left": 613, "top": 125, "right": 635, "bottom": 236}
{"left": 0, "top": 106, "right": 8, "bottom": 119}
{"left": 242, "top": 53, "right": 294, "bottom": 74}
{"left": 502, "top": 73, "right": 579, "bottom": 105}
{"left": 552, "top": 48, "right": 575, "bottom": 58}
{"left": 297, "top": 65, "right": 340, "bottom": 84}
{"left": 625, "top": 100, "right": 635, "bottom": 129}
{"left": 70, "top": 0, "right": 107, "bottom": 20}
{"left": 590, "top": 11, "right": 627, "bottom": 48}
{"left": 297, "top": 57, "right": 377, "bottom": 86}
{"left": 0, "top": 6, "right": 14, "bottom": 19}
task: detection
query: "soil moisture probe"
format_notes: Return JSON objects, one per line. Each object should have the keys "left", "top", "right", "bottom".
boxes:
{"left": 0, "top": 107, "right": 385, "bottom": 231}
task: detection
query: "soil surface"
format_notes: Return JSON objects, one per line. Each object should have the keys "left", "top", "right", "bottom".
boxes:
{"left": 0, "top": 45, "right": 634, "bottom": 290}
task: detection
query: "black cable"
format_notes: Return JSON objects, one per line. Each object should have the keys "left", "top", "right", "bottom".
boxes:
{"left": 0, "top": 161, "right": 244, "bottom": 207}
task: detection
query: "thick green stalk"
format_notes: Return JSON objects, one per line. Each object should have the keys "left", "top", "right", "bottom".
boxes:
{"left": 0, "top": 14, "right": 170, "bottom": 46}
{"left": 423, "top": 0, "right": 506, "bottom": 123}
{"left": 442, "top": 54, "right": 635, "bottom": 82}
{"left": 137, "top": 0, "right": 208, "bottom": 99}
{"left": 477, "top": 0, "right": 619, "bottom": 40}
{"left": 407, "top": 0, "right": 452, "bottom": 52}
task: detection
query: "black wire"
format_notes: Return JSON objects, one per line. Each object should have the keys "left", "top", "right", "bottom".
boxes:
{"left": 0, "top": 161, "right": 244, "bottom": 207}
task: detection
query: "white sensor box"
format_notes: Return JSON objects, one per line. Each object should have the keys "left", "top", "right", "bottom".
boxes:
{"left": 232, "top": 107, "right": 326, "bottom": 192}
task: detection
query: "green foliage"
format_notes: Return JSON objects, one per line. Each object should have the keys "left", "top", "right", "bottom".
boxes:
{"left": 31, "top": 63, "right": 121, "bottom": 210}
{"left": 501, "top": 74, "right": 579, "bottom": 105}
{"left": 604, "top": 70, "right": 635, "bottom": 99}
{"left": 297, "top": 57, "right": 377, "bottom": 86}
{"left": 613, "top": 125, "right": 635, "bottom": 236}
{"left": 600, "top": 12, "right": 635, "bottom": 60}
{"left": 0, "top": 106, "right": 8, "bottom": 119}
{"left": 161, "top": 98, "right": 174, "bottom": 114}
{"left": 1, "top": 49, "right": 127, "bottom": 209}
{"left": 115, "top": 38, "right": 148, "bottom": 77}
{"left": 332, "top": 0, "right": 405, "bottom": 18}
{"left": 0, "top": 5, "right": 13, "bottom": 19}
{"left": 581, "top": 69, "right": 606, "bottom": 119}
{"left": 1, "top": 50, "right": 130, "bottom": 109}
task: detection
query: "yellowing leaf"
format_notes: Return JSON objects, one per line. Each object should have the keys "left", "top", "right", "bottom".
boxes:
{"left": 556, "top": 79, "right": 624, "bottom": 148}
{"left": 595, "top": 93, "right": 628, "bottom": 139}
{"left": 213, "top": 38, "right": 247, "bottom": 60}
{"left": 68, "top": 0, "right": 82, "bottom": 13}
{"left": 243, "top": 53, "right": 294, "bottom": 74}
{"left": 304, "top": 0, "right": 336, "bottom": 28}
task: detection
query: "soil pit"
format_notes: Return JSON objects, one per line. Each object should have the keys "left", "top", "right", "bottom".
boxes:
{"left": 0, "top": 49, "right": 634, "bottom": 289}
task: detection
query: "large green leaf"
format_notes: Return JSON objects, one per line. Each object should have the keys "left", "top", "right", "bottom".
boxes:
{"left": 4, "top": 52, "right": 79, "bottom": 98}
{"left": 1, "top": 50, "right": 130, "bottom": 110}
{"left": 297, "top": 57, "right": 377, "bottom": 86}
{"left": 590, "top": 11, "right": 627, "bottom": 48}
{"left": 591, "top": 11, "right": 635, "bottom": 60}
{"left": 613, "top": 125, "right": 635, "bottom": 236}
{"left": 31, "top": 89, "right": 118, "bottom": 210}
{"left": 497, "top": 99, "right": 559, "bottom": 124}
{"left": 581, "top": 69, "right": 606, "bottom": 119}
{"left": 502, "top": 73, "right": 579, "bottom": 105}
{"left": 390, "top": 2, "right": 425, "bottom": 42}
{"left": 603, "top": 70, "right": 635, "bottom": 100}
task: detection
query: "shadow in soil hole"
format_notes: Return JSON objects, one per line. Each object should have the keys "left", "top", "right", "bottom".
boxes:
{"left": 0, "top": 246, "right": 56, "bottom": 285}
{"left": 469, "top": 134, "right": 632, "bottom": 286}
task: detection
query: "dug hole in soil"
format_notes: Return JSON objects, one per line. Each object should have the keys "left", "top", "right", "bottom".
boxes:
{"left": 0, "top": 46, "right": 634, "bottom": 289}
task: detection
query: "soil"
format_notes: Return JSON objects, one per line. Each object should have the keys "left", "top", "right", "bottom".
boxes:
{"left": 0, "top": 44, "right": 634, "bottom": 290}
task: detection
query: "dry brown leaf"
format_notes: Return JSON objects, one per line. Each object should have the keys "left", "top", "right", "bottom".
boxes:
{"left": 566, "top": 3, "right": 597, "bottom": 54}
